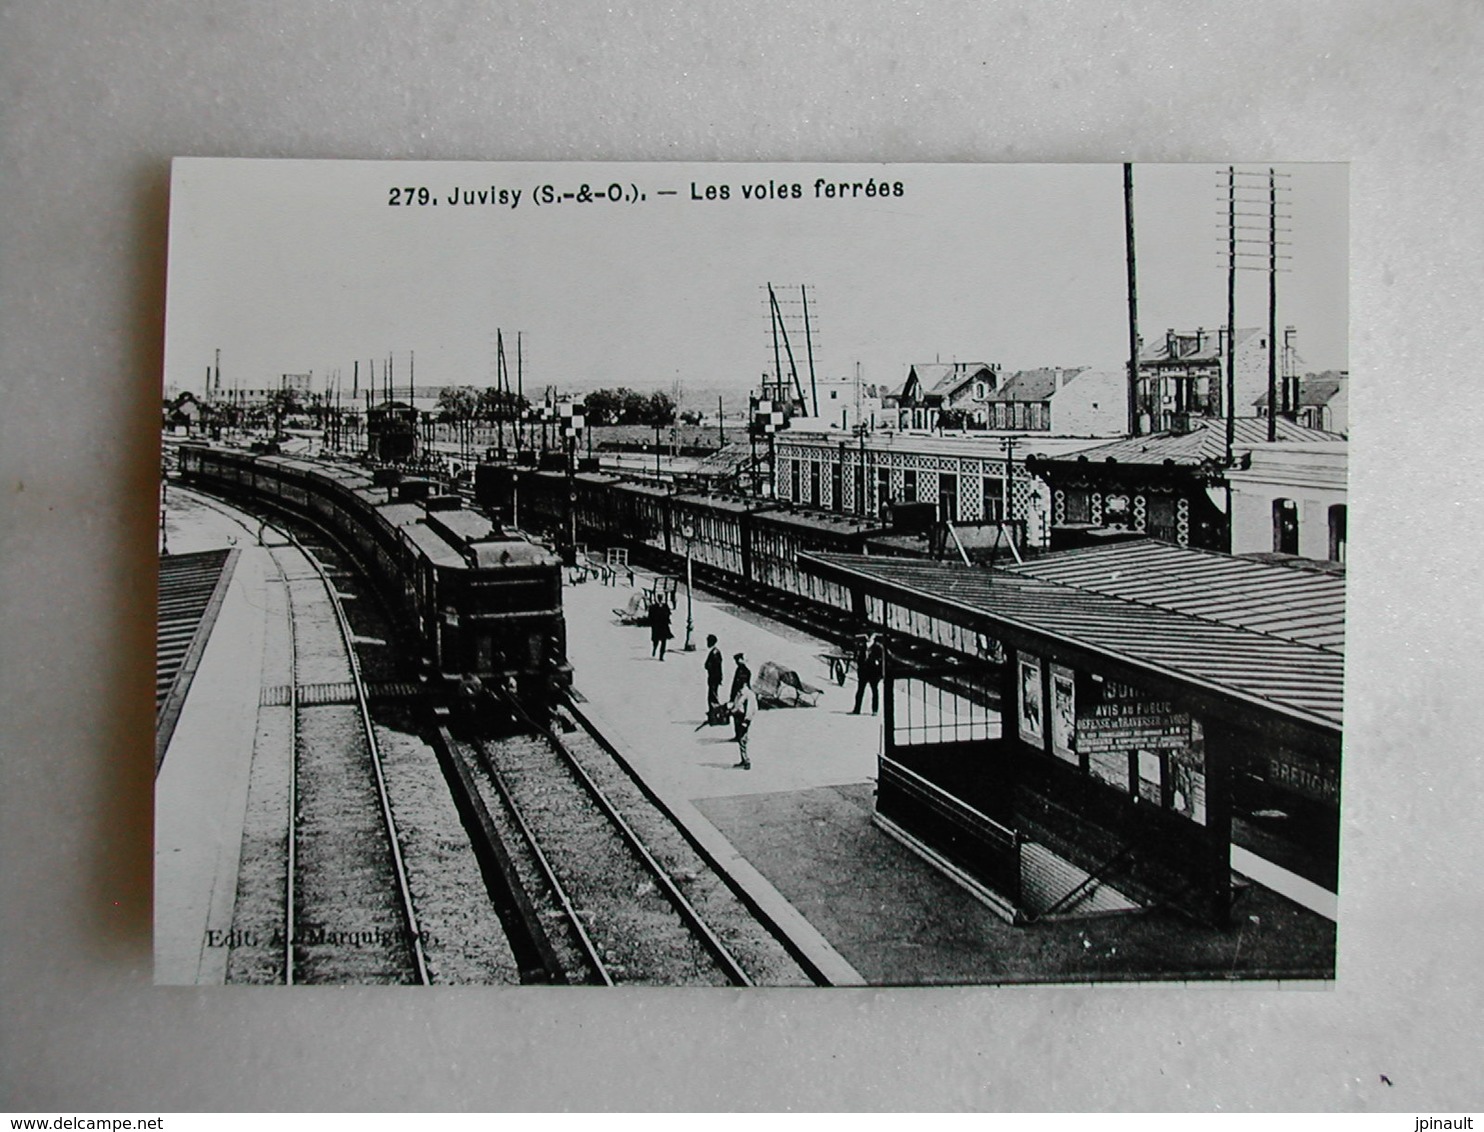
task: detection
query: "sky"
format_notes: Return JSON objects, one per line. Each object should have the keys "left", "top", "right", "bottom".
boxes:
{"left": 164, "top": 160, "right": 1347, "bottom": 408}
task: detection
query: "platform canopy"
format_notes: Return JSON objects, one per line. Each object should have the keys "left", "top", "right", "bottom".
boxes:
{"left": 801, "top": 539, "right": 1344, "bottom": 736}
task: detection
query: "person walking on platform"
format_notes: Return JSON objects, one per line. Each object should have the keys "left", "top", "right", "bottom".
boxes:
{"left": 851, "top": 632, "right": 885, "bottom": 715}
{"left": 649, "top": 597, "right": 673, "bottom": 660}
{"left": 704, "top": 634, "right": 725, "bottom": 722}
{"left": 730, "top": 668, "right": 758, "bottom": 770}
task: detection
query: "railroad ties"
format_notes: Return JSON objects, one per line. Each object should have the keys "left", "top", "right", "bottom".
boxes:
{"left": 435, "top": 698, "right": 817, "bottom": 987}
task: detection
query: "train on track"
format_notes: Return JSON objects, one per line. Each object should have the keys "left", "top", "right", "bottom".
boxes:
{"left": 494, "top": 467, "right": 899, "bottom": 623}
{"left": 177, "top": 443, "right": 570, "bottom": 699}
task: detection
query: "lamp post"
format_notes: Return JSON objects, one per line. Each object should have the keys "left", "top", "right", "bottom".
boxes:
{"left": 681, "top": 522, "right": 695, "bottom": 651}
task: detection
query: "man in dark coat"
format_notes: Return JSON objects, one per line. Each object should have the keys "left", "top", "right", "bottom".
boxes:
{"left": 704, "top": 634, "right": 725, "bottom": 721}
{"left": 851, "top": 632, "right": 885, "bottom": 715}
{"left": 649, "top": 598, "right": 673, "bottom": 660}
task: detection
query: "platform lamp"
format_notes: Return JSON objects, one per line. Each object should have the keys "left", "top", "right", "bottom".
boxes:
{"left": 681, "top": 522, "right": 696, "bottom": 651}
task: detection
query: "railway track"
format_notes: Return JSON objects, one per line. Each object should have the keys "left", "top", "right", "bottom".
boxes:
{"left": 436, "top": 698, "right": 814, "bottom": 986}
{"left": 270, "top": 534, "right": 431, "bottom": 985}
{"left": 175, "top": 484, "right": 523, "bottom": 984}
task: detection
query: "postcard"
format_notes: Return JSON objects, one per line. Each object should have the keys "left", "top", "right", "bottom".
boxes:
{"left": 157, "top": 159, "right": 1346, "bottom": 985}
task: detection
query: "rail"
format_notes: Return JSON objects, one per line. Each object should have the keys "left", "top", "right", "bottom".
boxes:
{"left": 289, "top": 528, "right": 432, "bottom": 986}
{"left": 495, "top": 689, "right": 754, "bottom": 987}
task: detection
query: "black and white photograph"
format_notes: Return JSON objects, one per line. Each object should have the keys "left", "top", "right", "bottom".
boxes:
{"left": 156, "top": 158, "right": 1347, "bottom": 987}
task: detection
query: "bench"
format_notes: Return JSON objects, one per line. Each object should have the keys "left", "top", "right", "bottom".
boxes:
{"left": 755, "top": 660, "right": 823, "bottom": 709}
{"left": 613, "top": 591, "right": 650, "bottom": 625}
{"left": 605, "top": 547, "right": 634, "bottom": 586}
{"left": 817, "top": 651, "right": 855, "bottom": 687}
{"left": 644, "top": 574, "right": 679, "bottom": 608}
{"left": 583, "top": 551, "right": 616, "bottom": 585}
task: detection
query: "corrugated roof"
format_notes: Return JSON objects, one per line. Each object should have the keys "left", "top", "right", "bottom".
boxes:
{"left": 1060, "top": 417, "right": 1341, "bottom": 465}
{"left": 1005, "top": 540, "right": 1345, "bottom": 652}
{"left": 801, "top": 550, "right": 1344, "bottom": 731}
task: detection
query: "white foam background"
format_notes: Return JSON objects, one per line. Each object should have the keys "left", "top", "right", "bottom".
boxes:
{"left": 2, "top": 0, "right": 1481, "bottom": 1112}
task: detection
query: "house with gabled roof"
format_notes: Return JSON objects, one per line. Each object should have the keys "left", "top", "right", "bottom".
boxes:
{"left": 885, "top": 361, "right": 1000, "bottom": 430}
{"left": 981, "top": 367, "right": 1126, "bottom": 435}
{"left": 1137, "top": 326, "right": 1297, "bottom": 434}
{"left": 1252, "top": 371, "right": 1348, "bottom": 437}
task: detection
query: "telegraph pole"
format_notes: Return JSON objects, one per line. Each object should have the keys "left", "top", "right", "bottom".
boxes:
{"left": 1222, "top": 166, "right": 1291, "bottom": 447}
{"left": 1124, "top": 164, "right": 1141, "bottom": 437}
{"left": 801, "top": 284, "right": 818, "bottom": 417}
{"left": 1267, "top": 167, "right": 1279, "bottom": 442}
{"left": 1224, "top": 165, "right": 1237, "bottom": 467}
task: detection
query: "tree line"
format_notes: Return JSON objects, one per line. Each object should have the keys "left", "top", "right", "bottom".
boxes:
{"left": 434, "top": 385, "right": 676, "bottom": 427}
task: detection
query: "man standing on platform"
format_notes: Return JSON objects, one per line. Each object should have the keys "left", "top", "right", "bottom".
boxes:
{"left": 851, "top": 632, "right": 884, "bottom": 715}
{"left": 649, "top": 597, "right": 673, "bottom": 660}
{"left": 731, "top": 668, "right": 757, "bottom": 770}
{"left": 729, "top": 651, "right": 751, "bottom": 706}
{"left": 705, "top": 634, "right": 725, "bottom": 722}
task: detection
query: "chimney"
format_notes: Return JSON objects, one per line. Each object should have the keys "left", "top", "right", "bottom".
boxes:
{"left": 1195, "top": 327, "right": 1205, "bottom": 352}
{"left": 1166, "top": 328, "right": 1176, "bottom": 358}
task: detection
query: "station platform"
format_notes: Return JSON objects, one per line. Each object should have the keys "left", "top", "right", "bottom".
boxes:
{"left": 562, "top": 569, "right": 1338, "bottom": 985}
{"left": 154, "top": 492, "right": 280, "bottom": 984}
{"left": 154, "top": 477, "right": 1334, "bottom": 984}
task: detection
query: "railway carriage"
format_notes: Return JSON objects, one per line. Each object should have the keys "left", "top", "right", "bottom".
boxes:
{"left": 470, "top": 458, "right": 929, "bottom": 628}
{"left": 749, "top": 507, "right": 889, "bottom": 614}
{"left": 177, "top": 445, "right": 568, "bottom": 696}
{"left": 571, "top": 472, "right": 626, "bottom": 546}
{"left": 668, "top": 493, "right": 756, "bottom": 583}
{"left": 466, "top": 458, "right": 983, "bottom": 661}
{"left": 612, "top": 481, "right": 673, "bottom": 555}
{"left": 510, "top": 469, "right": 568, "bottom": 536}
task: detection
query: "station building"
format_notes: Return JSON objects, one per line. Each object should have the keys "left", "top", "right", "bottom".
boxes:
{"left": 771, "top": 427, "right": 1104, "bottom": 549}
{"left": 802, "top": 539, "right": 1344, "bottom": 930}
{"left": 1226, "top": 441, "right": 1347, "bottom": 563}
{"left": 1025, "top": 417, "right": 1343, "bottom": 553}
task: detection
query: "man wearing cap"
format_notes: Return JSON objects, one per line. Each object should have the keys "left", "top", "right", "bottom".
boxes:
{"left": 728, "top": 652, "right": 751, "bottom": 745}
{"left": 730, "top": 666, "right": 757, "bottom": 770}
{"left": 728, "top": 652, "right": 751, "bottom": 704}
